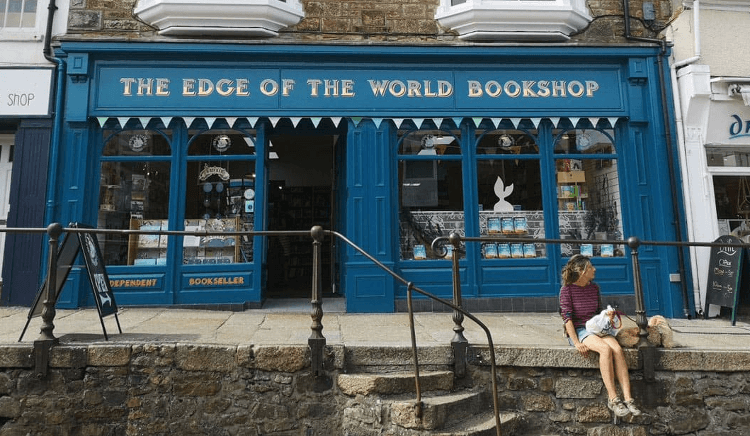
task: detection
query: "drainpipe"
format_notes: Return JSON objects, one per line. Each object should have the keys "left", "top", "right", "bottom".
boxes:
{"left": 622, "top": 0, "right": 692, "bottom": 318}
{"left": 43, "top": 0, "right": 65, "bottom": 226}
{"left": 673, "top": 0, "right": 701, "bottom": 68}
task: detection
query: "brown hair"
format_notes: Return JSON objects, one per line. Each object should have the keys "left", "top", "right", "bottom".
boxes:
{"left": 561, "top": 254, "right": 591, "bottom": 285}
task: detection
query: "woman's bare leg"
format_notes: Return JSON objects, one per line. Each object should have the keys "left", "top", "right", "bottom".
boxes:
{"left": 582, "top": 335, "right": 618, "bottom": 399}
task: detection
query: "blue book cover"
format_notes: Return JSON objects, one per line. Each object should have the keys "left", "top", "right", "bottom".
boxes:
{"left": 601, "top": 244, "right": 614, "bottom": 257}
{"left": 414, "top": 244, "right": 427, "bottom": 260}
{"left": 484, "top": 243, "right": 498, "bottom": 259}
{"left": 511, "top": 243, "right": 524, "bottom": 258}
{"left": 498, "top": 244, "right": 511, "bottom": 258}
{"left": 487, "top": 217, "right": 501, "bottom": 234}
{"left": 580, "top": 244, "right": 593, "bottom": 257}
{"left": 523, "top": 243, "right": 536, "bottom": 258}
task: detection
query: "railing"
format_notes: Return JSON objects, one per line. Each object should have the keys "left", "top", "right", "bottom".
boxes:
{"left": 6, "top": 223, "right": 504, "bottom": 435}
{"left": 8, "top": 224, "right": 750, "bottom": 436}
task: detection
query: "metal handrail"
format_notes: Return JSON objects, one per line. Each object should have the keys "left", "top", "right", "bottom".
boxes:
{"left": 12, "top": 224, "right": 748, "bottom": 435}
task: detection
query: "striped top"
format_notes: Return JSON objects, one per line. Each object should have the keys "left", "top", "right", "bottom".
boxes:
{"left": 559, "top": 282, "right": 602, "bottom": 329}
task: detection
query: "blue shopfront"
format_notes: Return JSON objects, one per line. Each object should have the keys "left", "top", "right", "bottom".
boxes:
{"left": 47, "top": 42, "right": 690, "bottom": 316}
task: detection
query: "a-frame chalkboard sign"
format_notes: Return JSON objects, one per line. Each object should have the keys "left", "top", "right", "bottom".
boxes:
{"left": 19, "top": 223, "right": 121, "bottom": 341}
{"left": 705, "top": 235, "right": 746, "bottom": 326}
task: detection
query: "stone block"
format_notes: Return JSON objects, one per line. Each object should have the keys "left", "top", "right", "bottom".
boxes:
{"left": 69, "top": 10, "right": 102, "bottom": 30}
{"left": 87, "top": 344, "right": 131, "bottom": 366}
{"left": 576, "top": 403, "right": 611, "bottom": 423}
{"left": 0, "top": 345, "right": 33, "bottom": 368}
{"left": 521, "top": 393, "right": 555, "bottom": 412}
{"left": 130, "top": 344, "right": 175, "bottom": 367}
{"left": 555, "top": 377, "right": 602, "bottom": 399}
{"left": 50, "top": 346, "right": 87, "bottom": 368}
{"left": 175, "top": 344, "right": 236, "bottom": 372}
{"left": 0, "top": 396, "right": 21, "bottom": 418}
{"left": 255, "top": 345, "right": 308, "bottom": 372}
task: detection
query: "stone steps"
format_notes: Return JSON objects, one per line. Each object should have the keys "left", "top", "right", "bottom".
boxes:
{"left": 338, "top": 370, "right": 523, "bottom": 435}
{"left": 337, "top": 370, "right": 454, "bottom": 396}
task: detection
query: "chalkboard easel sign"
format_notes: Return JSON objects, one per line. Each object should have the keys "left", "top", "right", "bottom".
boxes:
{"left": 705, "top": 235, "right": 745, "bottom": 326}
{"left": 19, "top": 223, "right": 121, "bottom": 341}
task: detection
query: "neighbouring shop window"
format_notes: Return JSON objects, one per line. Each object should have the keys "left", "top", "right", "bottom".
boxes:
{"left": 398, "top": 128, "right": 463, "bottom": 260}
{"left": 713, "top": 175, "right": 750, "bottom": 239}
{"left": 476, "top": 128, "right": 546, "bottom": 259}
{"left": 1, "top": 0, "right": 37, "bottom": 28}
{"left": 184, "top": 129, "right": 256, "bottom": 264}
{"left": 706, "top": 147, "right": 750, "bottom": 168}
{"left": 554, "top": 128, "right": 624, "bottom": 257}
{"left": 98, "top": 129, "right": 172, "bottom": 266}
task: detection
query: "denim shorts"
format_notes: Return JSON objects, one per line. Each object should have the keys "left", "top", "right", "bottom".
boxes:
{"left": 567, "top": 327, "right": 595, "bottom": 346}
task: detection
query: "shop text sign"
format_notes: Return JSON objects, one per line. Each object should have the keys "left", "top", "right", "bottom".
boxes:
{"left": 0, "top": 69, "right": 53, "bottom": 116}
{"left": 97, "top": 67, "right": 624, "bottom": 112}
{"left": 707, "top": 101, "right": 750, "bottom": 146}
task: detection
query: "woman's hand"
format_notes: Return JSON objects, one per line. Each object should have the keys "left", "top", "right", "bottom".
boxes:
{"left": 574, "top": 341, "right": 589, "bottom": 358}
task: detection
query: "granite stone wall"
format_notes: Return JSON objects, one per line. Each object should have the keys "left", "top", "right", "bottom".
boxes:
{"left": 1, "top": 343, "right": 749, "bottom": 435}
{"left": 63, "top": 0, "right": 676, "bottom": 44}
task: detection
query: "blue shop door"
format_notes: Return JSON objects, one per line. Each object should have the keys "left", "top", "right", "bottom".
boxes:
{"left": 342, "top": 120, "right": 396, "bottom": 313}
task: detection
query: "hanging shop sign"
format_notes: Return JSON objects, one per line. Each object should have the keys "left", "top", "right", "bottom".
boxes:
{"left": 94, "top": 65, "right": 624, "bottom": 114}
{"left": 706, "top": 100, "right": 750, "bottom": 146}
{"left": 0, "top": 68, "right": 53, "bottom": 117}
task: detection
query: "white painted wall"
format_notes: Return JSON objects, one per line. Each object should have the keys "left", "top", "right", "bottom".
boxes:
{"left": 0, "top": 0, "right": 70, "bottom": 67}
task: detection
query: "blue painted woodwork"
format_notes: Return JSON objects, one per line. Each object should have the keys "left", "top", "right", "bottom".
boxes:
{"left": 36, "top": 42, "right": 689, "bottom": 316}
{"left": 1, "top": 119, "right": 51, "bottom": 306}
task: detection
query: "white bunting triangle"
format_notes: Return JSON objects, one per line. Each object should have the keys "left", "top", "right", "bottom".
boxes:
{"left": 608, "top": 117, "right": 619, "bottom": 128}
{"left": 392, "top": 118, "right": 405, "bottom": 129}
{"left": 205, "top": 117, "right": 217, "bottom": 128}
{"left": 569, "top": 117, "right": 581, "bottom": 128}
{"left": 183, "top": 117, "right": 195, "bottom": 128}
{"left": 117, "top": 117, "right": 129, "bottom": 128}
{"left": 589, "top": 117, "right": 600, "bottom": 129}
{"left": 160, "top": 117, "right": 173, "bottom": 128}
{"left": 290, "top": 117, "right": 302, "bottom": 127}
{"left": 549, "top": 117, "right": 560, "bottom": 128}
{"left": 225, "top": 117, "right": 237, "bottom": 128}
{"left": 530, "top": 118, "right": 541, "bottom": 129}
{"left": 510, "top": 118, "right": 521, "bottom": 129}
{"left": 311, "top": 117, "right": 322, "bottom": 128}
{"left": 97, "top": 117, "right": 108, "bottom": 127}
{"left": 331, "top": 117, "right": 342, "bottom": 127}
{"left": 138, "top": 117, "right": 150, "bottom": 129}
{"left": 412, "top": 118, "right": 425, "bottom": 129}
{"left": 491, "top": 118, "right": 502, "bottom": 129}
{"left": 372, "top": 118, "right": 384, "bottom": 129}
{"left": 269, "top": 117, "right": 281, "bottom": 127}
{"left": 432, "top": 118, "right": 443, "bottom": 129}
{"left": 247, "top": 117, "right": 259, "bottom": 128}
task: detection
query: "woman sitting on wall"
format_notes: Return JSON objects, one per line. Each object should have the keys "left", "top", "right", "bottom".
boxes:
{"left": 559, "top": 254, "right": 642, "bottom": 418}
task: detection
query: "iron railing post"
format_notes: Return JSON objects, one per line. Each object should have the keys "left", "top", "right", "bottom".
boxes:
{"left": 449, "top": 232, "right": 468, "bottom": 378}
{"left": 628, "top": 236, "right": 656, "bottom": 381}
{"left": 38, "top": 223, "right": 62, "bottom": 342}
{"left": 309, "top": 225, "right": 326, "bottom": 376}
{"left": 406, "top": 282, "right": 423, "bottom": 418}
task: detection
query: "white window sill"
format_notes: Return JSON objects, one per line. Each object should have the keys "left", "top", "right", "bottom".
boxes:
{"left": 134, "top": 0, "right": 305, "bottom": 37}
{"left": 435, "top": 0, "right": 592, "bottom": 42}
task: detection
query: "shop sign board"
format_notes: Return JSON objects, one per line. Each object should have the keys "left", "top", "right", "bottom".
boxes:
{"left": 0, "top": 68, "right": 53, "bottom": 117}
{"left": 706, "top": 100, "right": 750, "bottom": 146}
{"left": 94, "top": 65, "right": 624, "bottom": 114}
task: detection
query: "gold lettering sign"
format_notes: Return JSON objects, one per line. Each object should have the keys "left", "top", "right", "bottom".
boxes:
{"left": 188, "top": 276, "right": 246, "bottom": 286}
{"left": 120, "top": 77, "right": 601, "bottom": 99}
{"left": 110, "top": 278, "right": 159, "bottom": 288}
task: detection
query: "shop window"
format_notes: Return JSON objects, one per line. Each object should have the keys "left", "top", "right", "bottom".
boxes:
{"left": 398, "top": 128, "right": 463, "bottom": 260}
{"left": 713, "top": 176, "right": 750, "bottom": 239}
{"left": 1, "top": 0, "right": 37, "bottom": 28}
{"left": 98, "top": 129, "right": 172, "bottom": 266}
{"left": 184, "top": 129, "right": 256, "bottom": 264}
{"left": 706, "top": 147, "right": 750, "bottom": 168}
{"left": 434, "top": 0, "right": 592, "bottom": 41}
{"left": 476, "top": 129, "right": 546, "bottom": 259}
{"left": 554, "top": 128, "right": 624, "bottom": 258}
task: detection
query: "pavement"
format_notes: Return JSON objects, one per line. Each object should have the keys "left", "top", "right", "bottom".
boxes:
{"left": 3, "top": 298, "right": 750, "bottom": 351}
